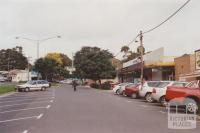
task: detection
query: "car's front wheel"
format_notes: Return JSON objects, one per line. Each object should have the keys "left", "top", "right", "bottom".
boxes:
{"left": 145, "top": 93, "right": 154, "bottom": 103}
{"left": 184, "top": 98, "right": 199, "bottom": 114}
{"left": 25, "top": 87, "right": 30, "bottom": 92}
{"left": 160, "top": 96, "right": 167, "bottom": 106}
{"left": 116, "top": 89, "right": 120, "bottom": 95}
{"left": 41, "top": 87, "right": 46, "bottom": 91}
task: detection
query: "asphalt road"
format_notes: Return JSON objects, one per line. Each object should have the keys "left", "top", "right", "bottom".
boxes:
{"left": 0, "top": 84, "right": 199, "bottom": 133}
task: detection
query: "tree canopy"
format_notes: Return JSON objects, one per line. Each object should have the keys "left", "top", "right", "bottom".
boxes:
{"left": 34, "top": 57, "right": 69, "bottom": 81}
{"left": 0, "top": 46, "right": 28, "bottom": 71}
{"left": 46, "top": 53, "right": 72, "bottom": 67}
{"left": 74, "top": 47, "right": 116, "bottom": 83}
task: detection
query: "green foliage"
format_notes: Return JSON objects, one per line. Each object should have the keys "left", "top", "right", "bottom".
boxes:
{"left": 34, "top": 57, "right": 70, "bottom": 81}
{"left": 74, "top": 47, "right": 116, "bottom": 82}
{"left": 0, "top": 85, "right": 15, "bottom": 94}
{"left": 0, "top": 46, "right": 28, "bottom": 70}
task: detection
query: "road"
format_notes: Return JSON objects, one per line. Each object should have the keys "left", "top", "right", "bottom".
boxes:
{"left": 0, "top": 84, "right": 199, "bottom": 133}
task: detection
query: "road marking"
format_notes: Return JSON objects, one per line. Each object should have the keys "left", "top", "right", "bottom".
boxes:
{"left": 126, "top": 100, "right": 132, "bottom": 103}
{"left": 140, "top": 105, "right": 149, "bottom": 108}
{"left": 0, "top": 95, "right": 54, "bottom": 101}
{"left": 0, "top": 114, "right": 40, "bottom": 123}
{"left": 22, "top": 130, "right": 28, "bottom": 133}
{"left": 50, "top": 100, "right": 54, "bottom": 103}
{"left": 0, "top": 100, "right": 52, "bottom": 108}
{"left": 46, "top": 105, "right": 51, "bottom": 109}
{"left": 37, "top": 113, "right": 44, "bottom": 119}
{"left": 0, "top": 105, "right": 50, "bottom": 114}
{"left": 159, "top": 111, "right": 167, "bottom": 114}
{"left": 0, "top": 97, "right": 54, "bottom": 104}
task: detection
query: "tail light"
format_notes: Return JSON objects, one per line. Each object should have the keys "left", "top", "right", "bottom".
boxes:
{"left": 152, "top": 88, "right": 156, "bottom": 93}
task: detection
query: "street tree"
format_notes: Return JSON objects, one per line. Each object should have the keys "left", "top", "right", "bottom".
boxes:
{"left": 34, "top": 57, "right": 69, "bottom": 81}
{"left": 46, "top": 53, "right": 72, "bottom": 67}
{"left": 0, "top": 46, "right": 28, "bottom": 71}
{"left": 74, "top": 47, "right": 116, "bottom": 84}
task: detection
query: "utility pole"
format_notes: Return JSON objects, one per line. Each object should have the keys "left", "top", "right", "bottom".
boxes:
{"left": 139, "top": 31, "right": 144, "bottom": 85}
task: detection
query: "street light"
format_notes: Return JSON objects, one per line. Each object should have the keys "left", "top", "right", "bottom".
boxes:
{"left": 16, "top": 36, "right": 61, "bottom": 59}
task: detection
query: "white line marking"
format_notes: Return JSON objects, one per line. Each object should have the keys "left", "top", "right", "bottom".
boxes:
{"left": 159, "top": 111, "right": 167, "bottom": 114}
{"left": 0, "top": 115, "right": 40, "bottom": 123}
{"left": 0, "top": 100, "right": 52, "bottom": 108}
{"left": 126, "top": 100, "right": 132, "bottom": 103}
{"left": 37, "top": 113, "right": 44, "bottom": 119}
{"left": 46, "top": 105, "right": 51, "bottom": 109}
{"left": 0, "top": 97, "right": 54, "bottom": 104}
{"left": 22, "top": 130, "right": 28, "bottom": 133}
{"left": 50, "top": 100, "right": 54, "bottom": 103}
{"left": 140, "top": 105, "right": 148, "bottom": 108}
{"left": 0, "top": 105, "right": 49, "bottom": 114}
{"left": 0, "top": 95, "right": 54, "bottom": 101}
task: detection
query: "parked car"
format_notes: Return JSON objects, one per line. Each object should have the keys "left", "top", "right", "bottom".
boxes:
{"left": 113, "top": 83, "right": 129, "bottom": 94}
{"left": 151, "top": 81, "right": 188, "bottom": 106}
{"left": 0, "top": 76, "right": 7, "bottom": 82}
{"left": 166, "top": 80, "right": 200, "bottom": 113}
{"left": 16, "top": 80, "right": 51, "bottom": 92}
{"left": 60, "top": 79, "right": 72, "bottom": 84}
{"left": 117, "top": 83, "right": 135, "bottom": 95}
{"left": 139, "top": 81, "right": 161, "bottom": 103}
{"left": 124, "top": 83, "right": 141, "bottom": 98}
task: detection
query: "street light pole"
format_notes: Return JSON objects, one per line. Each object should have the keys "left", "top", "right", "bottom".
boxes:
{"left": 16, "top": 36, "right": 61, "bottom": 59}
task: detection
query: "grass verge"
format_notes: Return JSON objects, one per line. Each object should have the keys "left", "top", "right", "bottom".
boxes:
{"left": 0, "top": 85, "right": 15, "bottom": 95}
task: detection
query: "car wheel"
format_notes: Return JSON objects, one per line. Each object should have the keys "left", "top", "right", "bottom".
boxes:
{"left": 41, "top": 87, "right": 46, "bottom": 91}
{"left": 131, "top": 93, "right": 137, "bottom": 99}
{"left": 160, "top": 96, "right": 167, "bottom": 106}
{"left": 184, "top": 98, "right": 199, "bottom": 114}
{"left": 122, "top": 91, "right": 127, "bottom": 97}
{"left": 25, "top": 87, "right": 30, "bottom": 92}
{"left": 116, "top": 89, "right": 120, "bottom": 95}
{"left": 145, "top": 93, "right": 154, "bottom": 103}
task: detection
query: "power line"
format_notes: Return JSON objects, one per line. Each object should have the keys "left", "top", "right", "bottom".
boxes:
{"left": 143, "top": 0, "right": 191, "bottom": 34}
{"left": 114, "top": 0, "right": 192, "bottom": 57}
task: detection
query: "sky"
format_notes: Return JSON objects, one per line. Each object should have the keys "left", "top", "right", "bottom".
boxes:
{"left": 0, "top": 0, "right": 199, "bottom": 62}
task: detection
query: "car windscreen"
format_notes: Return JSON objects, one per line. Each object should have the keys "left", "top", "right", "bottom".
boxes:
{"left": 147, "top": 82, "right": 160, "bottom": 87}
{"left": 157, "top": 82, "right": 170, "bottom": 88}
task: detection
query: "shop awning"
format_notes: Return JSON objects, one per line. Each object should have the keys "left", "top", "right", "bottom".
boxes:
{"left": 145, "top": 62, "right": 175, "bottom": 68}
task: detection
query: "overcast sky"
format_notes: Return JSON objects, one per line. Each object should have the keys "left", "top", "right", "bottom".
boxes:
{"left": 0, "top": 0, "right": 199, "bottom": 61}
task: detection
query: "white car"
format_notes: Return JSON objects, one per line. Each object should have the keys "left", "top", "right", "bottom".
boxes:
{"left": 113, "top": 83, "right": 129, "bottom": 94}
{"left": 16, "top": 80, "right": 51, "bottom": 92}
{"left": 151, "top": 81, "right": 187, "bottom": 106}
{"left": 138, "top": 81, "right": 161, "bottom": 103}
{"left": 0, "top": 76, "right": 7, "bottom": 82}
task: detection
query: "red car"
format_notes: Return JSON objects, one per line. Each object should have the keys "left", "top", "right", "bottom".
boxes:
{"left": 166, "top": 80, "right": 200, "bottom": 113}
{"left": 123, "top": 83, "right": 141, "bottom": 99}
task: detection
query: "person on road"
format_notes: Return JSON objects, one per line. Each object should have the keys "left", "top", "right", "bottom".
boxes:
{"left": 72, "top": 80, "right": 78, "bottom": 91}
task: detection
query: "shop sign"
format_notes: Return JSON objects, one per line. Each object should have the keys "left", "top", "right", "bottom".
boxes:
{"left": 195, "top": 49, "right": 200, "bottom": 70}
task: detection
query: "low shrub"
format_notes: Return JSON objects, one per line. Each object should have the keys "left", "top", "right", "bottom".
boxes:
{"left": 101, "top": 82, "right": 112, "bottom": 90}
{"left": 90, "top": 83, "right": 100, "bottom": 89}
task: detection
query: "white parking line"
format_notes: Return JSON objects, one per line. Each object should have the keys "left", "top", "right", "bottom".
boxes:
{"left": 126, "top": 100, "right": 132, "bottom": 103}
{"left": 159, "top": 111, "right": 167, "bottom": 114}
{"left": 37, "top": 113, "right": 44, "bottom": 119}
{"left": 0, "top": 97, "right": 54, "bottom": 104}
{"left": 0, "top": 114, "right": 41, "bottom": 123}
{"left": 22, "top": 130, "right": 28, "bottom": 133}
{"left": 0, "top": 95, "right": 54, "bottom": 101}
{"left": 0, "top": 100, "right": 52, "bottom": 108}
{"left": 140, "top": 105, "right": 149, "bottom": 108}
{"left": 0, "top": 105, "right": 51, "bottom": 114}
